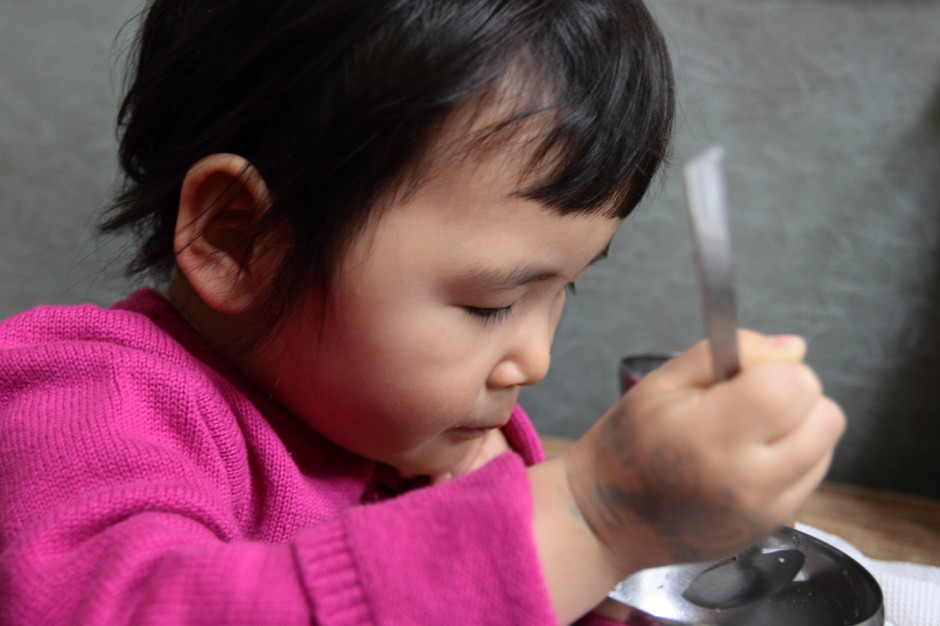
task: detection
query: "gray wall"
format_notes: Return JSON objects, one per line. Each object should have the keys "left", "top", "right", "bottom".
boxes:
{"left": 1, "top": 0, "right": 134, "bottom": 310}
{"left": 3, "top": 1, "right": 939, "bottom": 497}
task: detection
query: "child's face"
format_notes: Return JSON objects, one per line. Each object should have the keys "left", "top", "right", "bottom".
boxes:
{"left": 249, "top": 145, "right": 621, "bottom": 478}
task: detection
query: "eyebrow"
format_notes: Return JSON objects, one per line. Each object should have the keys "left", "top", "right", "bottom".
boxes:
{"left": 461, "top": 242, "right": 611, "bottom": 291}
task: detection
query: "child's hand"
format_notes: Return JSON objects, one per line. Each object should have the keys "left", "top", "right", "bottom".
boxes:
{"left": 565, "top": 330, "right": 845, "bottom": 574}
{"left": 430, "top": 428, "right": 513, "bottom": 485}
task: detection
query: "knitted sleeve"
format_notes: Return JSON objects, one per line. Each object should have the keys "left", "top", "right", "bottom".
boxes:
{"left": 0, "top": 309, "right": 556, "bottom": 625}
{"left": 295, "top": 454, "right": 556, "bottom": 624}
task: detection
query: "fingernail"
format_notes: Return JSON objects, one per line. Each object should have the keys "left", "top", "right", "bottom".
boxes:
{"left": 771, "top": 334, "right": 804, "bottom": 350}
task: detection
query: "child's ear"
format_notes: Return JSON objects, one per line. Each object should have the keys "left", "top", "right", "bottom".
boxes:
{"left": 174, "top": 153, "right": 276, "bottom": 314}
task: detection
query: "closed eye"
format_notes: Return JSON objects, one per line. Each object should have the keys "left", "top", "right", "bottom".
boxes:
{"left": 465, "top": 305, "right": 513, "bottom": 324}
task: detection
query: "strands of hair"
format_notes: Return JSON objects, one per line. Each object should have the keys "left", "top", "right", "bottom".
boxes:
{"left": 102, "top": 0, "right": 675, "bottom": 340}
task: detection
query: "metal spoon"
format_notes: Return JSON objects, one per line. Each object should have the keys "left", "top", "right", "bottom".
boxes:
{"left": 680, "top": 146, "right": 805, "bottom": 609}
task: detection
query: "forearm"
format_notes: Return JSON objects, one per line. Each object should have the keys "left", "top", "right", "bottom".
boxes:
{"left": 528, "top": 457, "right": 624, "bottom": 625}
{"left": 2, "top": 518, "right": 312, "bottom": 624}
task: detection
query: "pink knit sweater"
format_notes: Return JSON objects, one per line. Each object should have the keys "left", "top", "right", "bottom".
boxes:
{"left": 0, "top": 290, "right": 625, "bottom": 625}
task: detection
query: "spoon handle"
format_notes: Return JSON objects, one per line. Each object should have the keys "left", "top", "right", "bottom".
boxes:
{"left": 684, "top": 146, "right": 740, "bottom": 383}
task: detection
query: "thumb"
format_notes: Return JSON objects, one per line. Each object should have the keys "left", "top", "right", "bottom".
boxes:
{"left": 645, "top": 330, "right": 807, "bottom": 391}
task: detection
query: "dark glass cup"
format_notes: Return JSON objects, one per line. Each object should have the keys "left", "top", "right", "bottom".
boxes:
{"left": 618, "top": 353, "right": 677, "bottom": 394}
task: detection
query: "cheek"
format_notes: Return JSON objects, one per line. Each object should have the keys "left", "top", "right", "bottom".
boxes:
{"left": 301, "top": 330, "right": 480, "bottom": 441}
{"left": 363, "top": 303, "right": 494, "bottom": 381}
{"left": 277, "top": 293, "right": 498, "bottom": 446}
{"left": 312, "top": 379, "right": 468, "bottom": 464}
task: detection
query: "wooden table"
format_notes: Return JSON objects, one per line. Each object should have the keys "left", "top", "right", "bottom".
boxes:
{"left": 539, "top": 436, "right": 940, "bottom": 567}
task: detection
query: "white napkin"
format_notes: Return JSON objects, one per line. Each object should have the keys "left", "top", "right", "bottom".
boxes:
{"left": 796, "top": 523, "right": 940, "bottom": 626}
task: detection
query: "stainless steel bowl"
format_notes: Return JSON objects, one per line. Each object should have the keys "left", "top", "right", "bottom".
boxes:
{"left": 608, "top": 525, "right": 884, "bottom": 625}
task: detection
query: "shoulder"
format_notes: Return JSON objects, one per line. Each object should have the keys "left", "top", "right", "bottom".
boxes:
{"left": 1, "top": 288, "right": 234, "bottom": 386}
{"left": 0, "top": 289, "right": 258, "bottom": 447}
{"left": 2, "top": 289, "right": 207, "bottom": 369}
{"left": 0, "top": 291, "right": 265, "bottom": 524}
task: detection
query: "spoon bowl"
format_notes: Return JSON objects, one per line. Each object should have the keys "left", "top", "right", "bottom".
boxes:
{"left": 609, "top": 526, "right": 884, "bottom": 626}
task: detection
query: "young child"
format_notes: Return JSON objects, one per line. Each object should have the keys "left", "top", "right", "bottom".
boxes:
{"left": 0, "top": 1, "right": 844, "bottom": 624}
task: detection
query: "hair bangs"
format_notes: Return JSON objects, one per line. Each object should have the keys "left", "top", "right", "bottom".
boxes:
{"left": 449, "top": 2, "right": 675, "bottom": 220}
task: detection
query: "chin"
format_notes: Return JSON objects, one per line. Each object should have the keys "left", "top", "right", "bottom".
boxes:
{"left": 388, "top": 439, "right": 481, "bottom": 481}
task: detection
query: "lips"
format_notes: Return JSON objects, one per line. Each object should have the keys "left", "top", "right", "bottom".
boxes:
{"left": 452, "top": 406, "right": 513, "bottom": 437}
{"left": 451, "top": 425, "right": 500, "bottom": 439}
{"left": 451, "top": 413, "right": 511, "bottom": 439}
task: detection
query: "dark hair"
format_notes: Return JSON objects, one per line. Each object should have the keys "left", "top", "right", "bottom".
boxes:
{"left": 102, "top": 0, "right": 674, "bottom": 338}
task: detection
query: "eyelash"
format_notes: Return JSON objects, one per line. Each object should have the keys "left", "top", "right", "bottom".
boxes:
{"left": 465, "top": 283, "right": 577, "bottom": 324}
{"left": 465, "top": 306, "right": 513, "bottom": 324}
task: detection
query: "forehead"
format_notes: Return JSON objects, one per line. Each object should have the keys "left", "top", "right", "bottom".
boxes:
{"left": 342, "top": 130, "right": 621, "bottom": 284}
{"left": 374, "top": 65, "right": 567, "bottom": 207}
{"left": 335, "top": 85, "right": 623, "bottom": 286}
{"left": 425, "top": 80, "right": 559, "bottom": 191}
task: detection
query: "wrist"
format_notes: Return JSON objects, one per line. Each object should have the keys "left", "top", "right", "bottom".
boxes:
{"left": 563, "top": 437, "right": 630, "bottom": 575}
{"left": 563, "top": 418, "right": 678, "bottom": 575}
{"left": 529, "top": 456, "right": 623, "bottom": 624}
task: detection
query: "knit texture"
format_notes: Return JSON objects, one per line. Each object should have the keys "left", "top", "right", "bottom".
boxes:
{"left": 0, "top": 289, "right": 620, "bottom": 625}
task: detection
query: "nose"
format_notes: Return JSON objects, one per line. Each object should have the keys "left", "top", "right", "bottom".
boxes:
{"left": 488, "top": 315, "right": 555, "bottom": 389}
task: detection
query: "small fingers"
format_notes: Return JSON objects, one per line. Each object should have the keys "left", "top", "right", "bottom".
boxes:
{"left": 734, "top": 395, "right": 843, "bottom": 526}
{"left": 663, "top": 357, "right": 826, "bottom": 452}
{"left": 648, "top": 330, "right": 807, "bottom": 392}
{"left": 739, "top": 332, "right": 807, "bottom": 368}
{"left": 711, "top": 359, "right": 825, "bottom": 443}
{"left": 732, "top": 409, "right": 842, "bottom": 532}
{"left": 763, "top": 396, "right": 846, "bottom": 487}
{"left": 773, "top": 448, "right": 838, "bottom": 525}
